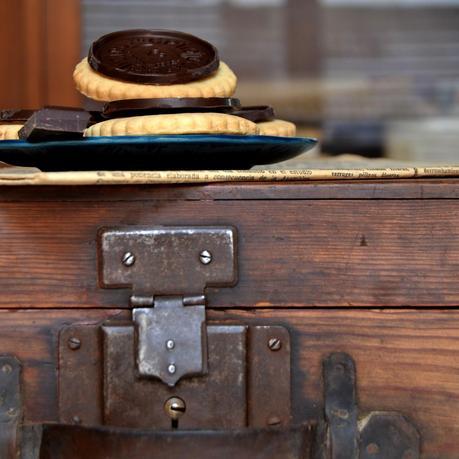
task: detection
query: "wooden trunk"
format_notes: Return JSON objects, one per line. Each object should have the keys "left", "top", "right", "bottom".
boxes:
{"left": 1, "top": 179, "right": 458, "bottom": 458}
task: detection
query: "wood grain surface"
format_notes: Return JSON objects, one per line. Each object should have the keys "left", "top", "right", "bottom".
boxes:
{"left": 208, "top": 309, "right": 459, "bottom": 459}
{"left": 1, "top": 180, "right": 458, "bottom": 457}
{"left": 0, "top": 193, "right": 459, "bottom": 307}
{"left": 1, "top": 308, "right": 457, "bottom": 458}
{"left": 2, "top": 179, "right": 459, "bottom": 201}
{"left": 0, "top": 309, "right": 125, "bottom": 422}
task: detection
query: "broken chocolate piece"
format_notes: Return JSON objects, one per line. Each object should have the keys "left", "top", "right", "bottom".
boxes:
{"left": 89, "top": 29, "right": 219, "bottom": 85}
{"left": 102, "top": 97, "right": 241, "bottom": 118}
{"left": 232, "top": 106, "right": 275, "bottom": 123}
{"left": 0, "top": 109, "right": 34, "bottom": 124}
{"left": 18, "top": 107, "right": 91, "bottom": 142}
{"left": 82, "top": 97, "right": 105, "bottom": 114}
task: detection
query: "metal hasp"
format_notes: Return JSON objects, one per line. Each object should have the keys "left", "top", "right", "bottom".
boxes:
{"left": 0, "top": 356, "right": 21, "bottom": 459}
{"left": 323, "top": 353, "right": 359, "bottom": 459}
{"left": 322, "top": 353, "right": 421, "bottom": 459}
{"left": 98, "top": 226, "right": 236, "bottom": 386}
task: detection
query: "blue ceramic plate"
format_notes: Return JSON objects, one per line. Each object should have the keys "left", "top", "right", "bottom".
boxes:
{"left": 0, "top": 135, "right": 317, "bottom": 171}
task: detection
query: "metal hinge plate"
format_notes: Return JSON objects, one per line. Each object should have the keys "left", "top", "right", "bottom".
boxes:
{"left": 133, "top": 298, "right": 207, "bottom": 386}
{"left": 98, "top": 226, "right": 237, "bottom": 385}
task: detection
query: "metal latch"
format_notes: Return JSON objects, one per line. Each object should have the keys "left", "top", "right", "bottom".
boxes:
{"left": 98, "top": 226, "right": 237, "bottom": 386}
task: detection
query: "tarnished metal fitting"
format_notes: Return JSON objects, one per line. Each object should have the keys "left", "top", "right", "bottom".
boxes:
{"left": 164, "top": 397, "right": 186, "bottom": 421}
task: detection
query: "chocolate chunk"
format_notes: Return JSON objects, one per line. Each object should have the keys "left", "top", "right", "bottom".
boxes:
{"left": 102, "top": 97, "right": 241, "bottom": 118}
{"left": 18, "top": 107, "right": 91, "bottom": 142}
{"left": 89, "top": 29, "right": 219, "bottom": 85}
{"left": 0, "top": 109, "right": 34, "bottom": 124}
{"left": 232, "top": 106, "right": 275, "bottom": 123}
{"left": 82, "top": 97, "right": 105, "bottom": 113}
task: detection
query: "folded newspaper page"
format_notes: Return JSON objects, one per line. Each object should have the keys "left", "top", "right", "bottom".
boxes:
{"left": 1, "top": 160, "right": 458, "bottom": 186}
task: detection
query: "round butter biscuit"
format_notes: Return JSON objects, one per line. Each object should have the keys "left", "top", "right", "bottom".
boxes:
{"left": 84, "top": 113, "right": 259, "bottom": 137}
{"left": 0, "top": 124, "right": 22, "bottom": 140}
{"left": 257, "top": 119, "right": 296, "bottom": 137}
{"left": 74, "top": 58, "right": 237, "bottom": 102}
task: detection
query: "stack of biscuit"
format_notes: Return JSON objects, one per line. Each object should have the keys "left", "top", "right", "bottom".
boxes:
{"left": 0, "top": 29, "right": 296, "bottom": 143}
{"left": 74, "top": 29, "right": 296, "bottom": 138}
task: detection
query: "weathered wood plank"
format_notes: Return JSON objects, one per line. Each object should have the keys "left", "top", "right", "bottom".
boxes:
{"left": 208, "top": 309, "right": 459, "bottom": 459}
{"left": 0, "top": 309, "right": 125, "bottom": 422}
{"left": 0, "top": 199, "right": 458, "bottom": 308}
{"left": 0, "top": 309, "right": 457, "bottom": 457}
{"left": 2, "top": 180, "right": 459, "bottom": 202}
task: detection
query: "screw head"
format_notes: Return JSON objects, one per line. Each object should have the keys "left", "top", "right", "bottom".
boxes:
{"left": 166, "top": 340, "right": 175, "bottom": 350}
{"left": 168, "top": 363, "right": 176, "bottom": 375}
{"left": 267, "top": 415, "right": 281, "bottom": 426}
{"left": 164, "top": 397, "right": 186, "bottom": 420}
{"left": 334, "top": 363, "right": 345, "bottom": 374}
{"left": 199, "top": 250, "right": 212, "bottom": 265}
{"left": 331, "top": 408, "right": 349, "bottom": 420}
{"left": 72, "top": 416, "right": 82, "bottom": 425}
{"left": 1, "top": 364, "right": 12, "bottom": 374}
{"left": 122, "top": 252, "right": 136, "bottom": 267}
{"left": 268, "top": 338, "right": 282, "bottom": 351}
{"left": 67, "top": 337, "right": 81, "bottom": 350}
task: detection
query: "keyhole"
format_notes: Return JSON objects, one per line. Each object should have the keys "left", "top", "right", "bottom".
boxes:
{"left": 164, "top": 397, "right": 186, "bottom": 429}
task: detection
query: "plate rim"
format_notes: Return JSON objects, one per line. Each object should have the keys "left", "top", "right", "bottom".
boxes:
{"left": 0, "top": 134, "right": 318, "bottom": 149}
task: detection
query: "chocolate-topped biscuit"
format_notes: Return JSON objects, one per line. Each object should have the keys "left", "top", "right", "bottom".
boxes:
{"left": 103, "top": 97, "right": 241, "bottom": 118}
{"left": 0, "top": 109, "right": 34, "bottom": 124}
{"left": 232, "top": 106, "right": 275, "bottom": 123}
{"left": 89, "top": 29, "right": 219, "bottom": 85}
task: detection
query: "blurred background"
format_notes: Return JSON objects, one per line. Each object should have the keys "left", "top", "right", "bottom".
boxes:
{"left": 1, "top": 0, "right": 459, "bottom": 162}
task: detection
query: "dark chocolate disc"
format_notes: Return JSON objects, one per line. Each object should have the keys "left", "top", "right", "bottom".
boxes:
{"left": 102, "top": 97, "right": 241, "bottom": 118}
{"left": 88, "top": 29, "right": 219, "bottom": 85}
{"left": 232, "top": 106, "right": 275, "bottom": 123}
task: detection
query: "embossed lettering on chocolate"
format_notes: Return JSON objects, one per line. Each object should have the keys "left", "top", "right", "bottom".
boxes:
{"left": 88, "top": 30, "right": 220, "bottom": 85}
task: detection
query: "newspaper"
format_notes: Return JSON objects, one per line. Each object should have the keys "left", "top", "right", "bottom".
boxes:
{"left": 1, "top": 161, "right": 459, "bottom": 186}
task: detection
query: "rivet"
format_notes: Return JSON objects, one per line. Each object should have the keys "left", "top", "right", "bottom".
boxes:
{"left": 7, "top": 408, "right": 16, "bottom": 416}
{"left": 366, "top": 443, "right": 380, "bottom": 455}
{"left": 72, "top": 416, "right": 81, "bottom": 425}
{"left": 67, "top": 337, "right": 81, "bottom": 350}
{"left": 122, "top": 252, "right": 136, "bottom": 267}
{"left": 168, "top": 364, "right": 176, "bottom": 375}
{"left": 199, "top": 250, "right": 212, "bottom": 265}
{"left": 1, "top": 364, "right": 12, "bottom": 374}
{"left": 268, "top": 338, "right": 282, "bottom": 351}
{"left": 164, "top": 397, "right": 186, "bottom": 420}
{"left": 334, "top": 363, "right": 345, "bottom": 374}
{"left": 267, "top": 416, "right": 282, "bottom": 426}
{"left": 331, "top": 408, "right": 349, "bottom": 420}
{"left": 166, "top": 340, "right": 175, "bottom": 350}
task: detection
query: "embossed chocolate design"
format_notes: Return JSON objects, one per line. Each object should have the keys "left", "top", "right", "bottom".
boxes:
{"left": 89, "top": 30, "right": 219, "bottom": 85}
